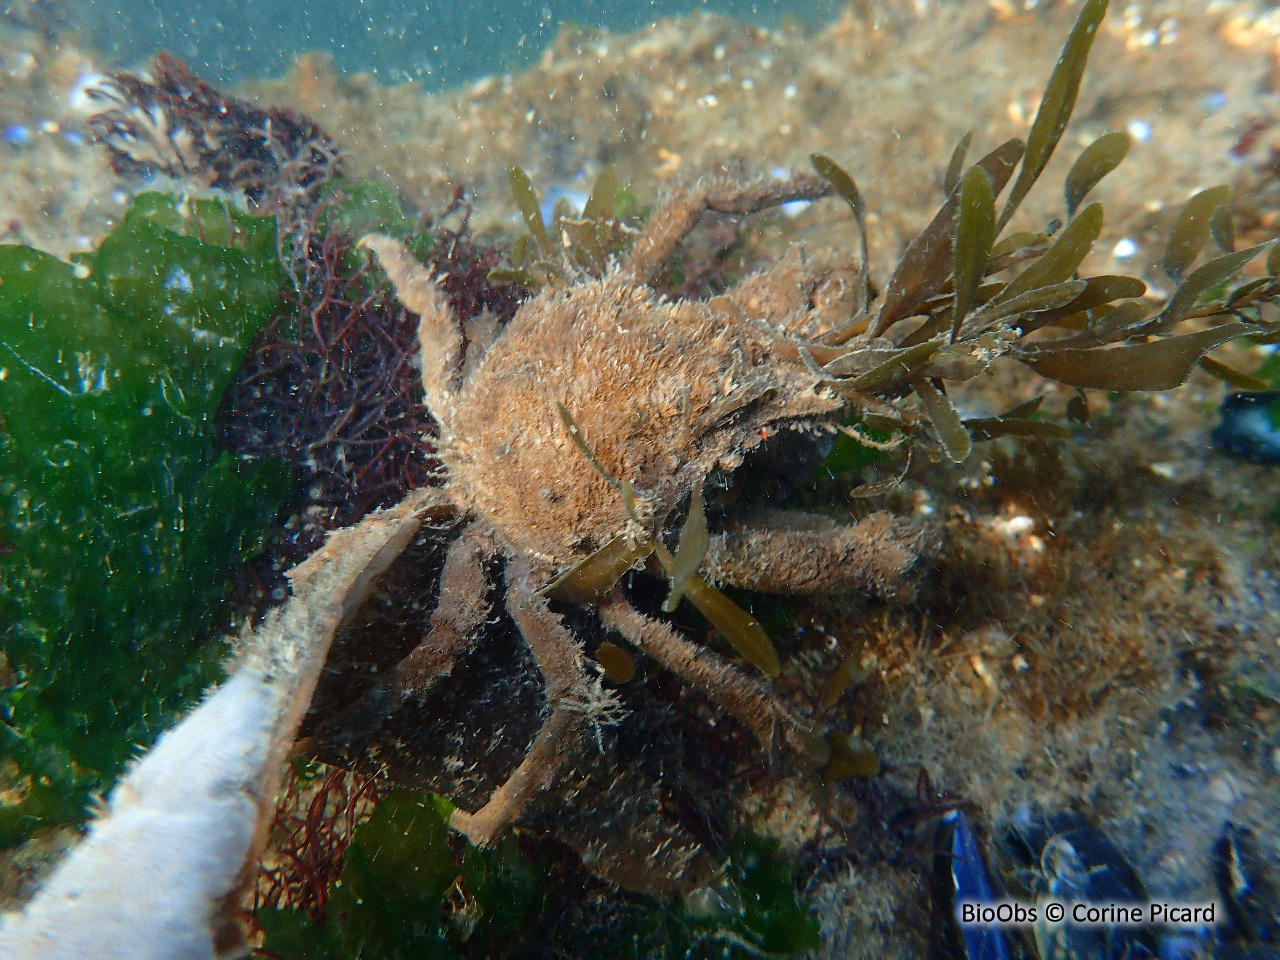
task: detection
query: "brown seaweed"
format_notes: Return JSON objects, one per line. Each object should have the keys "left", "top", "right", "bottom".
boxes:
{"left": 799, "top": 0, "right": 1280, "bottom": 459}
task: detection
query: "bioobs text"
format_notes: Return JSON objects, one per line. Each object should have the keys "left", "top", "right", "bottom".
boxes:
{"left": 958, "top": 901, "right": 1217, "bottom": 926}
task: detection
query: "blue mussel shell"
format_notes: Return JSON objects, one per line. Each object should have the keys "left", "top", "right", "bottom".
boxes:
{"left": 1212, "top": 392, "right": 1280, "bottom": 464}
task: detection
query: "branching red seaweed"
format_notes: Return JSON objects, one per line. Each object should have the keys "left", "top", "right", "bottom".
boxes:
{"left": 254, "top": 766, "right": 388, "bottom": 923}
{"left": 218, "top": 188, "right": 524, "bottom": 581}
{"left": 86, "top": 53, "right": 341, "bottom": 220}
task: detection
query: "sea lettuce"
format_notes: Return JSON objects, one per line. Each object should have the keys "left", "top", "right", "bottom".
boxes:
{"left": 258, "top": 790, "right": 547, "bottom": 960}
{"left": 258, "top": 788, "right": 817, "bottom": 960}
{"left": 0, "top": 192, "right": 293, "bottom": 844}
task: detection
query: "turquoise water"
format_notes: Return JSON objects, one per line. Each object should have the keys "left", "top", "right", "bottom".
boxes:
{"left": 68, "top": 0, "right": 844, "bottom": 87}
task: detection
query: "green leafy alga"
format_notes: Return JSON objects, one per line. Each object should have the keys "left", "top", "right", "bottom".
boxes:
{"left": 258, "top": 789, "right": 547, "bottom": 960}
{"left": 0, "top": 192, "right": 293, "bottom": 844}
{"left": 258, "top": 790, "right": 817, "bottom": 960}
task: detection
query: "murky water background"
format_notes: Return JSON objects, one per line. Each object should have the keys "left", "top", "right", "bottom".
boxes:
{"left": 60, "top": 0, "right": 844, "bottom": 85}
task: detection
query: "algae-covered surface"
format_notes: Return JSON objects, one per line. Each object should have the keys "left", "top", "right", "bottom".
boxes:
{"left": 2, "top": 1, "right": 1280, "bottom": 957}
{"left": 0, "top": 192, "right": 293, "bottom": 843}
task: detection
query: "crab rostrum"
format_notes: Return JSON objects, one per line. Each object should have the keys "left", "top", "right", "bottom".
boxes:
{"left": 341, "top": 174, "right": 926, "bottom": 849}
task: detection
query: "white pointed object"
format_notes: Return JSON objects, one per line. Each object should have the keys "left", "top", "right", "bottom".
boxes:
{"left": 0, "top": 490, "right": 444, "bottom": 960}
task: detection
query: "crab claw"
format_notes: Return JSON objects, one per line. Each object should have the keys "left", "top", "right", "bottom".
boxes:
{"left": 0, "top": 490, "right": 444, "bottom": 960}
{"left": 359, "top": 233, "right": 462, "bottom": 427}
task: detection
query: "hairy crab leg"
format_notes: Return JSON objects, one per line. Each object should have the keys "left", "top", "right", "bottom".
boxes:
{"left": 704, "top": 509, "right": 932, "bottom": 604}
{"left": 449, "top": 561, "right": 596, "bottom": 847}
{"left": 314, "top": 520, "right": 495, "bottom": 748}
{"left": 623, "top": 173, "right": 834, "bottom": 286}
{"left": 359, "top": 233, "right": 462, "bottom": 428}
{"left": 597, "top": 590, "right": 827, "bottom": 766}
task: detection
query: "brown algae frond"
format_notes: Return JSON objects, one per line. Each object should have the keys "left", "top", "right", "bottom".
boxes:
{"left": 794, "top": 0, "right": 1280, "bottom": 465}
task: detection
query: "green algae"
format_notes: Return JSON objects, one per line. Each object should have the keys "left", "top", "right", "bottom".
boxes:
{"left": 321, "top": 179, "right": 419, "bottom": 242}
{"left": 259, "top": 790, "right": 817, "bottom": 960}
{"left": 259, "top": 789, "right": 547, "bottom": 960}
{"left": 699, "top": 831, "right": 821, "bottom": 956}
{"left": 0, "top": 192, "right": 293, "bottom": 844}
{"left": 1256, "top": 352, "right": 1280, "bottom": 391}
{"left": 817, "top": 424, "right": 891, "bottom": 476}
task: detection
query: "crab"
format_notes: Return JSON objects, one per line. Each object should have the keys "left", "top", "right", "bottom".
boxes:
{"left": 327, "top": 173, "right": 928, "bottom": 849}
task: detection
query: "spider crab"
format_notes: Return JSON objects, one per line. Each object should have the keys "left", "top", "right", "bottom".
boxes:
{"left": 333, "top": 173, "right": 927, "bottom": 849}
